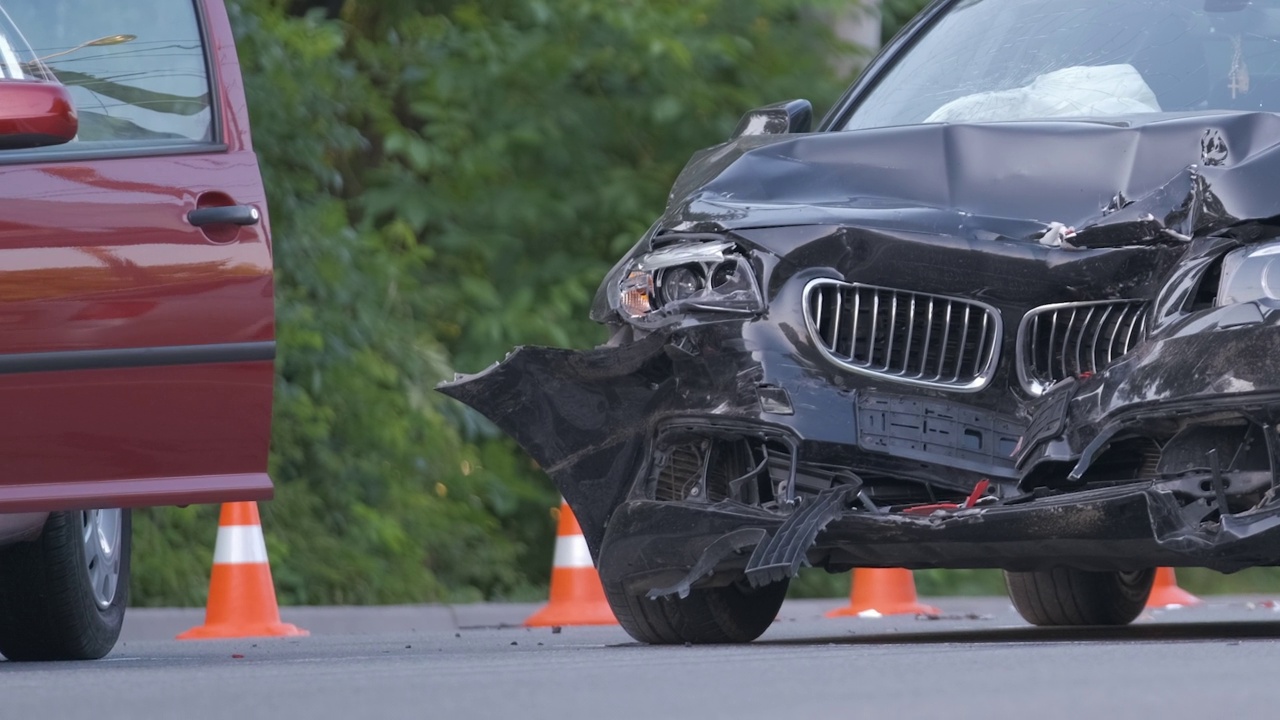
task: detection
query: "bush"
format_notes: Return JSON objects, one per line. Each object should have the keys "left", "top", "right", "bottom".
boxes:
{"left": 132, "top": 0, "right": 848, "bottom": 605}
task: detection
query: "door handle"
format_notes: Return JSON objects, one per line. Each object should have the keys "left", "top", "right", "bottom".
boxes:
{"left": 188, "top": 205, "right": 260, "bottom": 227}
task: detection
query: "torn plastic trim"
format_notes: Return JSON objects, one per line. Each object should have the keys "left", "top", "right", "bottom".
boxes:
{"left": 600, "top": 478, "right": 1280, "bottom": 597}
{"left": 646, "top": 528, "right": 767, "bottom": 600}
{"left": 1065, "top": 393, "right": 1280, "bottom": 483}
{"left": 743, "top": 483, "right": 859, "bottom": 588}
{"left": 627, "top": 483, "right": 861, "bottom": 599}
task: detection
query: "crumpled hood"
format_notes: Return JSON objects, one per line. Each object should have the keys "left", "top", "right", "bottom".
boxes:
{"left": 662, "top": 111, "right": 1280, "bottom": 245}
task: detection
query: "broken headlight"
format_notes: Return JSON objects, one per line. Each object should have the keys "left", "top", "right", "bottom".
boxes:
{"left": 616, "top": 240, "right": 764, "bottom": 326}
{"left": 1218, "top": 242, "right": 1280, "bottom": 307}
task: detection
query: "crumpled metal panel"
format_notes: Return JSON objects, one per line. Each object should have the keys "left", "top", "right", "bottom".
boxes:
{"left": 662, "top": 112, "right": 1280, "bottom": 241}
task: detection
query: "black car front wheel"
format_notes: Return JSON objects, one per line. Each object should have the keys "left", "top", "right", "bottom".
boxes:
{"left": 0, "top": 509, "right": 130, "bottom": 661}
{"left": 1005, "top": 566, "right": 1153, "bottom": 626}
{"left": 605, "top": 576, "right": 788, "bottom": 644}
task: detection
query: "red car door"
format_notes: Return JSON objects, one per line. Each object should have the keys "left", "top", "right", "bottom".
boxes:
{"left": 0, "top": 0, "right": 274, "bottom": 511}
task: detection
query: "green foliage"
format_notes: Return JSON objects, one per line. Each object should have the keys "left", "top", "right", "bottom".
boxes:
{"left": 881, "top": 0, "right": 933, "bottom": 43}
{"left": 131, "top": 0, "right": 848, "bottom": 605}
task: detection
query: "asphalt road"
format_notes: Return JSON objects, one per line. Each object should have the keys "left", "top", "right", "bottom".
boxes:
{"left": 9, "top": 597, "right": 1280, "bottom": 720}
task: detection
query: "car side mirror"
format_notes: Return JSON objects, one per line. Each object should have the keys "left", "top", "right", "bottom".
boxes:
{"left": 0, "top": 81, "right": 78, "bottom": 150}
{"left": 730, "top": 99, "right": 812, "bottom": 140}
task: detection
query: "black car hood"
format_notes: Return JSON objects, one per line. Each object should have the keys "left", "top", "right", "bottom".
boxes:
{"left": 662, "top": 111, "right": 1280, "bottom": 245}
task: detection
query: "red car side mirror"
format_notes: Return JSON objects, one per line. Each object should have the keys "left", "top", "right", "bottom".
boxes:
{"left": 0, "top": 80, "right": 77, "bottom": 150}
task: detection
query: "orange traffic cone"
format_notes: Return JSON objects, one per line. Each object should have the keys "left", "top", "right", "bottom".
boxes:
{"left": 1146, "top": 567, "right": 1202, "bottom": 609}
{"left": 178, "top": 502, "right": 308, "bottom": 640}
{"left": 525, "top": 501, "right": 617, "bottom": 627}
{"left": 826, "top": 568, "right": 940, "bottom": 618}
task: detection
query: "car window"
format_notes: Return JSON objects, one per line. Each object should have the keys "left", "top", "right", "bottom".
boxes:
{"left": 842, "top": 0, "right": 1280, "bottom": 131}
{"left": 2, "top": 0, "right": 212, "bottom": 150}
{"left": 0, "top": 9, "right": 45, "bottom": 81}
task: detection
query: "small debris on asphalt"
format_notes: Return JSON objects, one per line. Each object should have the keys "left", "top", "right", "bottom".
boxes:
{"left": 455, "top": 633, "right": 461, "bottom": 638}
{"left": 231, "top": 654, "right": 244, "bottom": 659}
{"left": 511, "top": 641, "right": 518, "bottom": 646}
{"left": 916, "top": 612, "right": 994, "bottom": 621}
{"left": 405, "top": 645, "right": 412, "bottom": 649}
{"left": 551, "top": 626, "right": 562, "bottom": 634}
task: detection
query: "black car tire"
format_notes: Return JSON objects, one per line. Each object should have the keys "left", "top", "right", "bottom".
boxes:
{"left": 0, "top": 509, "right": 131, "bottom": 661}
{"left": 1004, "top": 566, "right": 1154, "bottom": 626}
{"left": 605, "top": 577, "right": 788, "bottom": 644}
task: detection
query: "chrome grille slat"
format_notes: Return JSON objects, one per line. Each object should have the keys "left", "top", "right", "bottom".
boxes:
{"left": 813, "top": 289, "right": 824, "bottom": 336}
{"left": 920, "top": 298, "right": 934, "bottom": 376}
{"left": 1074, "top": 307, "right": 1094, "bottom": 379}
{"left": 1017, "top": 299, "right": 1149, "bottom": 396}
{"left": 954, "top": 305, "right": 971, "bottom": 382}
{"left": 974, "top": 311, "right": 990, "bottom": 377}
{"left": 1108, "top": 304, "right": 1131, "bottom": 363}
{"left": 885, "top": 294, "right": 898, "bottom": 372}
{"left": 868, "top": 291, "right": 880, "bottom": 366}
{"left": 850, "top": 289, "right": 862, "bottom": 361}
{"left": 1048, "top": 311, "right": 1059, "bottom": 382}
{"left": 936, "top": 301, "right": 952, "bottom": 381}
{"left": 1059, "top": 308, "right": 1076, "bottom": 382}
{"left": 804, "top": 280, "right": 1002, "bottom": 392}
{"left": 902, "top": 296, "right": 917, "bottom": 375}
{"left": 1124, "top": 307, "right": 1142, "bottom": 352}
{"left": 1029, "top": 313, "right": 1039, "bottom": 374}
{"left": 826, "top": 289, "right": 841, "bottom": 356}
{"left": 1091, "top": 304, "right": 1113, "bottom": 369}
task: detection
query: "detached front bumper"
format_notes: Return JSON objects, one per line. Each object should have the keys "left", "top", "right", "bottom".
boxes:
{"left": 601, "top": 481, "right": 1280, "bottom": 599}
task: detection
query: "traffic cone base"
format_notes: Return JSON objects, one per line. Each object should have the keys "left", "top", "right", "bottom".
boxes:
{"left": 177, "top": 621, "right": 306, "bottom": 640}
{"left": 826, "top": 568, "right": 940, "bottom": 618}
{"left": 1146, "top": 567, "right": 1202, "bottom": 609}
{"left": 178, "top": 502, "right": 308, "bottom": 640}
{"left": 525, "top": 502, "right": 618, "bottom": 627}
{"left": 524, "top": 568, "right": 617, "bottom": 626}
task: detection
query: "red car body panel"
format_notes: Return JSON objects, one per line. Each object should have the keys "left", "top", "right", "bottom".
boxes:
{"left": 0, "top": 0, "right": 275, "bottom": 511}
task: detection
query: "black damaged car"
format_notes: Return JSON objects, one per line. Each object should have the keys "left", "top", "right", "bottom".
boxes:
{"left": 441, "top": 0, "right": 1280, "bottom": 643}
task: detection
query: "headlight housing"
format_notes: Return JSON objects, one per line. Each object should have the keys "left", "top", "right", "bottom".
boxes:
{"left": 1218, "top": 242, "right": 1280, "bottom": 307}
{"left": 614, "top": 240, "right": 764, "bottom": 326}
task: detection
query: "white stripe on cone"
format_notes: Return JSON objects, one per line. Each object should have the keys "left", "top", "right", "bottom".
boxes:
{"left": 552, "top": 533, "right": 594, "bottom": 569}
{"left": 212, "top": 525, "right": 270, "bottom": 565}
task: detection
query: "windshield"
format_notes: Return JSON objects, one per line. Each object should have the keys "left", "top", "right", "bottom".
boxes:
{"left": 842, "top": 0, "right": 1280, "bottom": 130}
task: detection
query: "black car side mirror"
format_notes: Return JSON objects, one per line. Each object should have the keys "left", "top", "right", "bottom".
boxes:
{"left": 730, "top": 99, "right": 812, "bottom": 140}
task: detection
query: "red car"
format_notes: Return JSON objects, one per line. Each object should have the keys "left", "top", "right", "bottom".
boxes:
{"left": 0, "top": 1, "right": 274, "bottom": 659}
